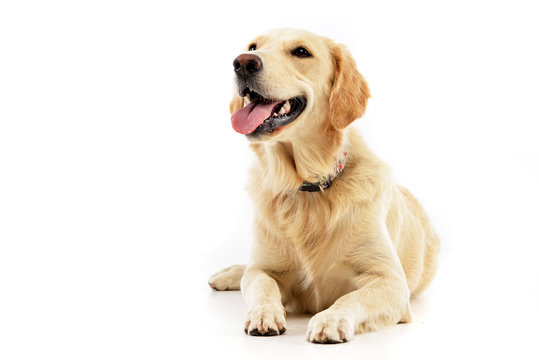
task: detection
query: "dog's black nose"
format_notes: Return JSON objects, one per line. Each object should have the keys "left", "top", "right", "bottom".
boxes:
{"left": 233, "top": 54, "right": 263, "bottom": 79}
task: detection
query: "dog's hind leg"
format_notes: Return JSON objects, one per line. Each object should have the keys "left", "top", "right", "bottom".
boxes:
{"left": 208, "top": 265, "right": 245, "bottom": 291}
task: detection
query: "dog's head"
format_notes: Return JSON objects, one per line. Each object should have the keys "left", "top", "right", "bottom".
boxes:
{"left": 230, "top": 29, "right": 370, "bottom": 142}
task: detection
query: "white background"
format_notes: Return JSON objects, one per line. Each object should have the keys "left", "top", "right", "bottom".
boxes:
{"left": 1, "top": 0, "right": 538, "bottom": 359}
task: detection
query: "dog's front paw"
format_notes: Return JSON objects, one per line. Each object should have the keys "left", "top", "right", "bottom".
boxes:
{"left": 245, "top": 303, "right": 286, "bottom": 336}
{"left": 307, "top": 309, "right": 354, "bottom": 344}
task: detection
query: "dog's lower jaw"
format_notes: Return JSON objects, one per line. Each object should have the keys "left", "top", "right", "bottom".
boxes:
{"left": 245, "top": 96, "right": 307, "bottom": 139}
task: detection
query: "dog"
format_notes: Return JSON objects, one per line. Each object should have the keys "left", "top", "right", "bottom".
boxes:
{"left": 209, "top": 28, "right": 440, "bottom": 344}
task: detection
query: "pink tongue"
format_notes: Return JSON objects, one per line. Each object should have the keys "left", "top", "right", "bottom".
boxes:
{"left": 231, "top": 100, "right": 282, "bottom": 134}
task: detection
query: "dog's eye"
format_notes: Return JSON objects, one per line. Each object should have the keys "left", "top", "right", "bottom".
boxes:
{"left": 292, "top": 47, "right": 312, "bottom": 58}
{"left": 248, "top": 43, "right": 257, "bottom": 51}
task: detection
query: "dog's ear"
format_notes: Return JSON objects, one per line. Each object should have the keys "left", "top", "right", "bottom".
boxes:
{"left": 229, "top": 95, "right": 244, "bottom": 114}
{"left": 329, "top": 44, "right": 370, "bottom": 130}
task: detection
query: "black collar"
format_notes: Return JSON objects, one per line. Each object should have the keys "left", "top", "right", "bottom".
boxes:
{"left": 299, "top": 179, "right": 332, "bottom": 192}
{"left": 298, "top": 151, "right": 347, "bottom": 192}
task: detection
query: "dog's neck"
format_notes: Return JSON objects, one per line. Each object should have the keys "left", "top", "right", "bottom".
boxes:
{"left": 298, "top": 150, "right": 348, "bottom": 192}
{"left": 249, "top": 128, "right": 349, "bottom": 194}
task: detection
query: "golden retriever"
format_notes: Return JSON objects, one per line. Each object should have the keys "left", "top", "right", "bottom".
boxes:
{"left": 209, "top": 28, "right": 440, "bottom": 344}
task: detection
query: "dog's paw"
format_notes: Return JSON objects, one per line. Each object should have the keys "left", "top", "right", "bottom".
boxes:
{"left": 244, "top": 303, "right": 287, "bottom": 336}
{"left": 306, "top": 309, "right": 354, "bottom": 344}
{"left": 208, "top": 265, "right": 245, "bottom": 291}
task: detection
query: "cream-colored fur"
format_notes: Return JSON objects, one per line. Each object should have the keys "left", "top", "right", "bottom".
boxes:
{"left": 209, "top": 29, "right": 439, "bottom": 344}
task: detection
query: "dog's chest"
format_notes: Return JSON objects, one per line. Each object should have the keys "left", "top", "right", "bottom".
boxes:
{"left": 261, "top": 193, "right": 361, "bottom": 312}
{"left": 266, "top": 193, "right": 350, "bottom": 270}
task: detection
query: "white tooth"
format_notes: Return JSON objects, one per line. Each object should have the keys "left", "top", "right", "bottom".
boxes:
{"left": 278, "top": 106, "right": 286, "bottom": 115}
{"left": 273, "top": 112, "right": 278, "bottom": 117}
{"left": 282, "top": 100, "right": 291, "bottom": 113}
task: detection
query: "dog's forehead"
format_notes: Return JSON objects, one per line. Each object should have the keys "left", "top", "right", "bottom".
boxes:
{"left": 250, "top": 29, "right": 328, "bottom": 51}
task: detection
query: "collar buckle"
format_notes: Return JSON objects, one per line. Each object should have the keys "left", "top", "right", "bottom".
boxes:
{"left": 299, "top": 181, "right": 322, "bottom": 192}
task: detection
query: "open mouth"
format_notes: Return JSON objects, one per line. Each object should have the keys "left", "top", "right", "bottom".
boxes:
{"left": 231, "top": 88, "right": 307, "bottom": 136}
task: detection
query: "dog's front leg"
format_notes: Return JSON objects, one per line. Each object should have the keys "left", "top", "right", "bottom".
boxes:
{"left": 306, "top": 274, "right": 411, "bottom": 343}
{"left": 307, "top": 234, "right": 412, "bottom": 343}
{"left": 241, "top": 266, "right": 287, "bottom": 336}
